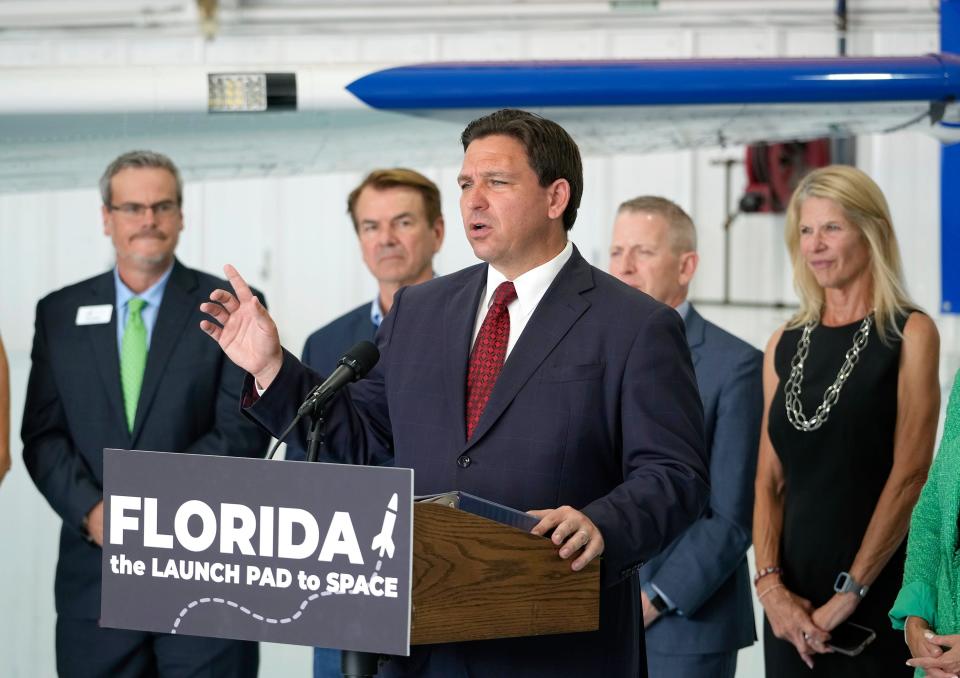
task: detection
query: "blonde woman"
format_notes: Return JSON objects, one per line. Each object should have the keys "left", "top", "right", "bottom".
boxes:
{"left": 752, "top": 165, "right": 940, "bottom": 676}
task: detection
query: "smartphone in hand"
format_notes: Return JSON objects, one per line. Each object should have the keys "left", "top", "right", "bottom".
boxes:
{"left": 826, "top": 622, "right": 876, "bottom": 657}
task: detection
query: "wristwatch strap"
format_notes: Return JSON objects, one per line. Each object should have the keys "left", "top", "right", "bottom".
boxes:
{"left": 834, "top": 571, "right": 869, "bottom": 598}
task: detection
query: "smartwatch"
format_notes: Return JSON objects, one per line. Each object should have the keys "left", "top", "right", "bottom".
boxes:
{"left": 834, "top": 571, "right": 869, "bottom": 599}
{"left": 648, "top": 591, "right": 669, "bottom": 614}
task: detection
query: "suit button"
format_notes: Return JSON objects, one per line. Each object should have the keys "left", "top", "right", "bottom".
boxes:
{"left": 457, "top": 455, "right": 472, "bottom": 469}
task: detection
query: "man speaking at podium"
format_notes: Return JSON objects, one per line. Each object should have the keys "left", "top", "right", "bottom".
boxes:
{"left": 201, "top": 109, "right": 710, "bottom": 677}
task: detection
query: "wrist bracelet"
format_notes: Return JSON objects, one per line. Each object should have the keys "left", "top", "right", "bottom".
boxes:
{"left": 758, "top": 583, "right": 785, "bottom": 600}
{"left": 754, "top": 566, "right": 782, "bottom": 587}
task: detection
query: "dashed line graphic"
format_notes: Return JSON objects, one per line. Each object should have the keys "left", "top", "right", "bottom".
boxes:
{"left": 170, "top": 558, "right": 385, "bottom": 634}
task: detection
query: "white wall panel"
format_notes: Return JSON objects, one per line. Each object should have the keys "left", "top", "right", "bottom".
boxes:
{"left": 437, "top": 31, "right": 527, "bottom": 60}
{"left": 279, "top": 35, "right": 363, "bottom": 65}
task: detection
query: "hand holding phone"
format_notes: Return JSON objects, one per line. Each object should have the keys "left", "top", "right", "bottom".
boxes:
{"left": 826, "top": 622, "right": 876, "bottom": 657}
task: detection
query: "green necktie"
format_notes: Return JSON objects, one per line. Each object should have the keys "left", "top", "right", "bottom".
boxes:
{"left": 120, "top": 297, "right": 148, "bottom": 432}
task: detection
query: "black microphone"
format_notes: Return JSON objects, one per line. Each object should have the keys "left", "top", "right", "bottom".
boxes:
{"left": 297, "top": 340, "right": 380, "bottom": 417}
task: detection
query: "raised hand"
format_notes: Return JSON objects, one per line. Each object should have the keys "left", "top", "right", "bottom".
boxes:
{"left": 200, "top": 264, "right": 284, "bottom": 388}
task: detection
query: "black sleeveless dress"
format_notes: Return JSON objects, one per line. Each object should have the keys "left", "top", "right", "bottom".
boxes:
{"left": 764, "top": 314, "right": 911, "bottom": 677}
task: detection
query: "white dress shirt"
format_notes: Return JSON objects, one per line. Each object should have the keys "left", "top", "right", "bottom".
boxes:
{"left": 470, "top": 241, "right": 574, "bottom": 358}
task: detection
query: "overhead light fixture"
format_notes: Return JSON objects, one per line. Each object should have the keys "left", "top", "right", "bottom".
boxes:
{"left": 208, "top": 73, "right": 297, "bottom": 113}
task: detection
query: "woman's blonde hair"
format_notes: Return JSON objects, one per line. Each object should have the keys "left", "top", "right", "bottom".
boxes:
{"left": 784, "top": 164, "right": 915, "bottom": 343}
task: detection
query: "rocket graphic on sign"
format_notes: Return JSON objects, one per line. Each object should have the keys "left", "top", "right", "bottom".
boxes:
{"left": 370, "top": 493, "right": 398, "bottom": 559}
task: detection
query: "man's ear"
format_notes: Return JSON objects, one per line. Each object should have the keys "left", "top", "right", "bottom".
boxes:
{"left": 431, "top": 216, "right": 445, "bottom": 252}
{"left": 678, "top": 251, "right": 699, "bottom": 286}
{"left": 102, "top": 204, "right": 112, "bottom": 236}
{"left": 546, "top": 179, "right": 570, "bottom": 222}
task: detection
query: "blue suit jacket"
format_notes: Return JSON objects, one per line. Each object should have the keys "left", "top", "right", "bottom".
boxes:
{"left": 294, "top": 302, "right": 378, "bottom": 462}
{"left": 302, "top": 301, "right": 377, "bottom": 376}
{"left": 246, "top": 247, "right": 710, "bottom": 678}
{"left": 639, "top": 305, "right": 762, "bottom": 654}
{"left": 21, "top": 259, "right": 270, "bottom": 620}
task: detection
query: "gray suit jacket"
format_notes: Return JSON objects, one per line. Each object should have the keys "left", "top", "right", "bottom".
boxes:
{"left": 639, "top": 304, "right": 762, "bottom": 655}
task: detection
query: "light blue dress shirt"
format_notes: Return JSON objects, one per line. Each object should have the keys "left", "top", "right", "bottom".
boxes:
{"left": 369, "top": 295, "right": 384, "bottom": 329}
{"left": 114, "top": 264, "right": 173, "bottom": 351}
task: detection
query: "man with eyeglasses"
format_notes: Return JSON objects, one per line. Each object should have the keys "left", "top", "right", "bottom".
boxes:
{"left": 21, "top": 150, "right": 268, "bottom": 678}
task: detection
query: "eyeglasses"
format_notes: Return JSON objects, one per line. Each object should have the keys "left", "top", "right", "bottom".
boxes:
{"left": 108, "top": 201, "right": 179, "bottom": 218}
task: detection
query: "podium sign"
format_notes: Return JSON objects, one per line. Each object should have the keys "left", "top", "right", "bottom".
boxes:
{"left": 100, "top": 449, "right": 413, "bottom": 656}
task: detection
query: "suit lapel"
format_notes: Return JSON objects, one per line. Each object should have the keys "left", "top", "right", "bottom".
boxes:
{"left": 85, "top": 271, "right": 130, "bottom": 439}
{"left": 131, "top": 260, "right": 196, "bottom": 443}
{"left": 443, "top": 266, "right": 487, "bottom": 445}
{"left": 684, "top": 305, "right": 705, "bottom": 368}
{"left": 463, "top": 248, "right": 593, "bottom": 451}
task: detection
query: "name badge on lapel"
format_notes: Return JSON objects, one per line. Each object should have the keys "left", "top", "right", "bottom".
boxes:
{"left": 76, "top": 304, "right": 113, "bottom": 326}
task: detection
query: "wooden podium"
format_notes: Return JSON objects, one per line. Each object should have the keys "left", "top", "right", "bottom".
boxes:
{"left": 410, "top": 501, "right": 600, "bottom": 645}
{"left": 342, "top": 501, "right": 600, "bottom": 675}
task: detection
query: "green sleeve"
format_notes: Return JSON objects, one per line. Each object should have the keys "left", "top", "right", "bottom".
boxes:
{"left": 889, "top": 580, "right": 937, "bottom": 630}
{"left": 890, "top": 373, "right": 960, "bottom": 629}
{"left": 900, "top": 456, "right": 940, "bottom": 591}
{"left": 891, "top": 370, "right": 960, "bottom": 629}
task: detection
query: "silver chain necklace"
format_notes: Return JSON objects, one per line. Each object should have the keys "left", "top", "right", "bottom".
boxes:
{"left": 784, "top": 314, "right": 873, "bottom": 432}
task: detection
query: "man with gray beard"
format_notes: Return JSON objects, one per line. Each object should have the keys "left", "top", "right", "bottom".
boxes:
{"left": 22, "top": 150, "right": 268, "bottom": 678}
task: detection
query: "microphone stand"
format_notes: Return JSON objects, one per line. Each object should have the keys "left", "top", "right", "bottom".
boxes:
{"left": 305, "top": 399, "right": 327, "bottom": 464}
{"left": 341, "top": 650, "right": 383, "bottom": 678}
{"left": 303, "top": 399, "right": 385, "bottom": 677}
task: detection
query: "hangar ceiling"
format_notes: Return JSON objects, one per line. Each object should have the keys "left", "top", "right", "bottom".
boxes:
{"left": 0, "top": 0, "right": 939, "bottom": 35}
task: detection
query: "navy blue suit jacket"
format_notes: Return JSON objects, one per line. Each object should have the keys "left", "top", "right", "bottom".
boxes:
{"left": 21, "top": 260, "right": 270, "bottom": 620}
{"left": 246, "top": 247, "right": 710, "bottom": 677}
{"left": 640, "top": 305, "right": 762, "bottom": 654}
{"left": 302, "top": 301, "right": 377, "bottom": 376}
{"left": 294, "top": 302, "right": 378, "bottom": 461}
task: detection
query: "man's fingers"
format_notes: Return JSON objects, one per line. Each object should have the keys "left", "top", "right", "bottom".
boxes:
{"left": 223, "top": 264, "right": 254, "bottom": 303}
{"left": 200, "top": 301, "right": 230, "bottom": 325}
{"left": 528, "top": 509, "right": 560, "bottom": 537}
{"left": 570, "top": 535, "right": 604, "bottom": 571}
{"left": 551, "top": 518, "right": 579, "bottom": 547}
{"left": 558, "top": 528, "right": 591, "bottom": 558}
{"left": 209, "top": 288, "right": 240, "bottom": 314}
{"left": 199, "top": 320, "right": 222, "bottom": 342}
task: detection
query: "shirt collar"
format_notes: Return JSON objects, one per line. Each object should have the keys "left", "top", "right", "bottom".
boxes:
{"left": 370, "top": 296, "right": 384, "bottom": 328}
{"left": 674, "top": 299, "right": 691, "bottom": 322}
{"left": 114, "top": 263, "right": 174, "bottom": 311}
{"left": 481, "top": 241, "right": 573, "bottom": 319}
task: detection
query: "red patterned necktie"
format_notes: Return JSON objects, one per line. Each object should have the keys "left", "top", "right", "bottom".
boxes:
{"left": 465, "top": 281, "right": 517, "bottom": 440}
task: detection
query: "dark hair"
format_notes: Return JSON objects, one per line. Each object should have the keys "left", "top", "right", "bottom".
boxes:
{"left": 347, "top": 168, "right": 442, "bottom": 231}
{"left": 100, "top": 150, "right": 183, "bottom": 207}
{"left": 460, "top": 109, "right": 583, "bottom": 231}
